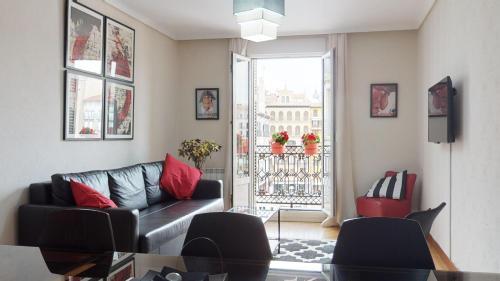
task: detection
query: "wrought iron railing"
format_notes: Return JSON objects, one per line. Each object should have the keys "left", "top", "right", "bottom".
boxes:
{"left": 254, "top": 145, "right": 330, "bottom": 208}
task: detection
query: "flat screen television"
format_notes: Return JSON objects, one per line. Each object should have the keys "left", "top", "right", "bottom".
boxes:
{"left": 428, "top": 76, "right": 455, "bottom": 143}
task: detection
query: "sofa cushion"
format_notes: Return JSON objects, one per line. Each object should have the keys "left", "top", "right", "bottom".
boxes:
{"left": 70, "top": 180, "right": 117, "bottom": 208}
{"left": 51, "top": 170, "right": 110, "bottom": 206}
{"left": 141, "top": 161, "right": 163, "bottom": 186}
{"left": 108, "top": 165, "right": 148, "bottom": 210}
{"left": 141, "top": 161, "right": 173, "bottom": 205}
{"left": 160, "top": 154, "right": 202, "bottom": 200}
{"left": 138, "top": 199, "right": 223, "bottom": 253}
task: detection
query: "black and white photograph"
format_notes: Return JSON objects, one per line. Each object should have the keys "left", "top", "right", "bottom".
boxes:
{"left": 195, "top": 88, "right": 219, "bottom": 120}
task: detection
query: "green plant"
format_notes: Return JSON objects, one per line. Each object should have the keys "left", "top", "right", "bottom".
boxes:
{"left": 178, "top": 139, "right": 222, "bottom": 170}
{"left": 302, "top": 133, "right": 321, "bottom": 145}
{"left": 271, "top": 131, "right": 289, "bottom": 145}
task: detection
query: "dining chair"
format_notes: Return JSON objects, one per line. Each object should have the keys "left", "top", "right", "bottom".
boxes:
{"left": 405, "top": 202, "right": 446, "bottom": 237}
{"left": 182, "top": 212, "right": 272, "bottom": 260}
{"left": 38, "top": 209, "right": 115, "bottom": 252}
{"left": 332, "top": 217, "right": 435, "bottom": 269}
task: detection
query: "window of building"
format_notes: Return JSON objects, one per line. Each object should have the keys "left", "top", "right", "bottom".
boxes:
{"left": 278, "top": 125, "right": 284, "bottom": 132}
{"left": 295, "top": 126, "right": 301, "bottom": 136}
{"left": 304, "top": 111, "right": 309, "bottom": 121}
{"left": 303, "top": 126, "right": 309, "bottom": 133}
{"left": 270, "top": 126, "right": 276, "bottom": 133}
{"left": 313, "top": 110, "right": 319, "bottom": 117}
{"left": 295, "top": 111, "right": 300, "bottom": 121}
{"left": 287, "top": 111, "right": 292, "bottom": 121}
{"left": 270, "top": 111, "right": 275, "bottom": 120}
{"left": 278, "top": 111, "right": 284, "bottom": 121}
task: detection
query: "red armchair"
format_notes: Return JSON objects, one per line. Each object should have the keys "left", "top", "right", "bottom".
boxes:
{"left": 356, "top": 171, "right": 416, "bottom": 218}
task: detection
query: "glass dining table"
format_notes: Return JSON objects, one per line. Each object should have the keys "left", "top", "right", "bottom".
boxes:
{"left": 0, "top": 244, "right": 497, "bottom": 281}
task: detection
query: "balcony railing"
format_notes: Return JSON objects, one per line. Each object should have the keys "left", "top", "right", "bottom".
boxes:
{"left": 254, "top": 145, "right": 330, "bottom": 209}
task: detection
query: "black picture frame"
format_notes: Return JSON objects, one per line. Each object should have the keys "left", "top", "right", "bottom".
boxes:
{"left": 370, "top": 83, "right": 398, "bottom": 118}
{"left": 64, "top": 0, "right": 104, "bottom": 76}
{"left": 64, "top": 70, "right": 104, "bottom": 141}
{"left": 104, "top": 79, "right": 135, "bottom": 140}
{"left": 104, "top": 17, "right": 136, "bottom": 83}
{"left": 195, "top": 88, "right": 220, "bottom": 120}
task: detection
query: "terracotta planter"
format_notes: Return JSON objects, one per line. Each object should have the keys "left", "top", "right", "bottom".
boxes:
{"left": 271, "top": 143, "right": 285, "bottom": 155}
{"left": 304, "top": 143, "right": 318, "bottom": 156}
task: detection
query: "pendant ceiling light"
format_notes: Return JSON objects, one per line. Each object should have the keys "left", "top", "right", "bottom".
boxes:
{"left": 233, "top": 0, "right": 285, "bottom": 42}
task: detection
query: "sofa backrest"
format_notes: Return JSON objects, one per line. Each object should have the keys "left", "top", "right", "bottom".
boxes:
{"left": 31, "top": 161, "right": 172, "bottom": 209}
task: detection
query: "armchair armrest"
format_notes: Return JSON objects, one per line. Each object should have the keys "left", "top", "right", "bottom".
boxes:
{"left": 192, "top": 179, "right": 223, "bottom": 199}
{"left": 18, "top": 204, "right": 139, "bottom": 252}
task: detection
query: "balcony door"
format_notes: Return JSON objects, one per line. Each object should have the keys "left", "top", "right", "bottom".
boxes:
{"left": 322, "top": 50, "right": 335, "bottom": 219}
{"left": 231, "top": 53, "right": 253, "bottom": 207}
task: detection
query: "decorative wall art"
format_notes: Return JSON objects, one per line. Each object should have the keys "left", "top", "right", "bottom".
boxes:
{"left": 64, "top": 71, "right": 104, "bottom": 140}
{"left": 104, "top": 80, "right": 134, "bottom": 140}
{"left": 105, "top": 18, "right": 135, "bottom": 83}
{"left": 196, "top": 88, "right": 219, "bottom": 120}
{"left": 370, "top": 83, "right": 398, "bottom": 118}
{"left": 65, "top": 0, "right": 104, "bottom": 75}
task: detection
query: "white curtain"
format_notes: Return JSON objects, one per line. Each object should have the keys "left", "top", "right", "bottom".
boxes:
{"left": 322, "top": 34, "right": 356, "bottom": 226}
{"left": 223, "top": 39, "right": 248, "bottom": 209}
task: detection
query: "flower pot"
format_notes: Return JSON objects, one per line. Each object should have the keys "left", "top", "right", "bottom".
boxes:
{"left": 271, "top": 143, "right": 285, "bottom": 155}
{"left": 304, "top": 143, "right": 318, "bottom": 156}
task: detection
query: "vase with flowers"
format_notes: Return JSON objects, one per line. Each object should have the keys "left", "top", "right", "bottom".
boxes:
{"left": 178, "top": 139, "right": 222, "bottom": 170}
{"left": 271, "top": 131, "right": 289, "bottom": 155}
{"left": 302, "top": 133, "right": 320, "bottom": 156}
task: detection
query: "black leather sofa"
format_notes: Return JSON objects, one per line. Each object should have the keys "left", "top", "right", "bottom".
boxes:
{"left": 17, "top": 161, "right": 224, "bottom": 254}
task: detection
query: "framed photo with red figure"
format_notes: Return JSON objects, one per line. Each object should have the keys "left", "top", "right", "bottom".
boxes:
{"left": 65, "top": 0, "right": 104, "bottom": 76}
{"left": 370, "top": 83, "right": 398, "bottom": 118}
{"left": 105, "top": 18, "right": 135, "bottom": 83}
{"left": 104, "top": 80, "right": 134, "bottom": 140}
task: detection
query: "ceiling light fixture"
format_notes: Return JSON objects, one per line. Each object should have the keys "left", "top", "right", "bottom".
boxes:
{"left": 233, "top": 0, "right": 285, "bottom": 42}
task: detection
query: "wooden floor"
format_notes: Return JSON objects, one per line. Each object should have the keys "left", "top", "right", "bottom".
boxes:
{"left": 265, "top": 222, "right": 457, "bottom": 271}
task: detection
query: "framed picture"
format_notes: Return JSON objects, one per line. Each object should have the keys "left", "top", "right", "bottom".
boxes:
{"left": 65, "top": 0, "right": 104, "bottom": 75}
{"left": 64, "top": 71, "right": 104, "bottom": 140}
{"left": 370, "top": 83, "right": 398, "bottom": 118}
{"left": 196, "top": 88, "right": 219, "bottom": 120}
{"left": 106, "top": 259, "right": 134, "bottom": 281}
{"left": 104, "top": 80, "right": 134, "bottom": 140}
{"left": 105, "top": 18, "right": 135, "bottom": 83}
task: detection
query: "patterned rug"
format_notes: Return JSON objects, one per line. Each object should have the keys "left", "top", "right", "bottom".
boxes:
{"left": 273, "top": 239, "right": 336, "bottom": 264}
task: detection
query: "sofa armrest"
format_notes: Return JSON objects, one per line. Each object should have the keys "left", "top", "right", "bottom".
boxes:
{"left": 192, "top": 179, "right": 223, "bottom": 199}
{"left": 18, "top": 204, "right": 139, "bottom": 252}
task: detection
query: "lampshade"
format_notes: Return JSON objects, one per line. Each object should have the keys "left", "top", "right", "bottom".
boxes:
{"left": 234, "top": 0, "right": 285, "bottom": 42}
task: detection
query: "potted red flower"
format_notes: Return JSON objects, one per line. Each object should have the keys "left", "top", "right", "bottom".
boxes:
{"left": 271, "top": 131, "right": 289, "bottom": 155}
{"left": 302, "top": 133, "right": 320, "bottom": 156}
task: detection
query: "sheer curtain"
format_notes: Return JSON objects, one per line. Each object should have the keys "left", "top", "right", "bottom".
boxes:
{"left": 322, "top": 34, "right": 356, "bottom": 226}
{"left": 223, "top": 39, "right": 248, "bottom": 208}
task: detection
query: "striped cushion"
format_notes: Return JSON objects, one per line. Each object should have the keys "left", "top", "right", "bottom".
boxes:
{"left": 366, "top": 170, "right": 407, "bottom": 199}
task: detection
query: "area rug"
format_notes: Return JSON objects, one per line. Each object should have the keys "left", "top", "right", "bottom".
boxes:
{"left": 273, "top": 239, "right": 336, "bottom": 264}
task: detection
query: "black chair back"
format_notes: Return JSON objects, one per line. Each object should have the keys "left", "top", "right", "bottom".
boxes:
{"left": 39, "top": 209, "right": 115, "bottom": 252}
{"left": 182, "top": 212, "right": 272, "bottom": 260}
{"left": 405, "top": 202, "right": 446, "bottom": 237}
{"left": 332, "top": 217, "right": 435, "bottom": 269}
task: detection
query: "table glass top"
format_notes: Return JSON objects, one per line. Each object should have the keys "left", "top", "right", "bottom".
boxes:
{"left": 227, "top": 206, "right": 279, "bottom": 223}
{"left": 1, "top": 244, "right": 499, "bottom": 281}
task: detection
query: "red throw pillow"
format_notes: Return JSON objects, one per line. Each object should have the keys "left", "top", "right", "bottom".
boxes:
{"left": 160, "top": 154, "right": 202, "bottom": 200}
{"left": 70, "top": 180, "right": 117, "bottom": 208}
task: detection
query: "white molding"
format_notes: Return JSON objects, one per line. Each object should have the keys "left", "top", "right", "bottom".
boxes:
{"left": 104, "top": 0, "right": 178, "bottom": 39}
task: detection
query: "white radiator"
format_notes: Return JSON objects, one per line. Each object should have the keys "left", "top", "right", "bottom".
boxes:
{"left": 202, "top": 168, "right": 225, "bottom": 182}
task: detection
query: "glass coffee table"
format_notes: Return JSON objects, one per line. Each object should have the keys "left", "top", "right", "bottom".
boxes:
{"left": 227, "top": 206, "right": 282, "bottom": 253}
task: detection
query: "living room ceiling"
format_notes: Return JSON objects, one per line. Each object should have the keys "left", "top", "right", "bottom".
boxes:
{"left": 105, "top": 0, "right": 435, "bottom": 40}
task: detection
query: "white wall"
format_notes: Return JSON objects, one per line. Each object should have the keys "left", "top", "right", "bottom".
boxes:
{"left": 348, "top": 31, "right": 420, "bottom": 200}
{"left": 176, "top": 39, "right": 230, "bottom": 169}
{"left": 418, "top": 0, "right": 500, "bottom": 272}
{"left": 0, "top": 0, "right": 179, "bottom": 244}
